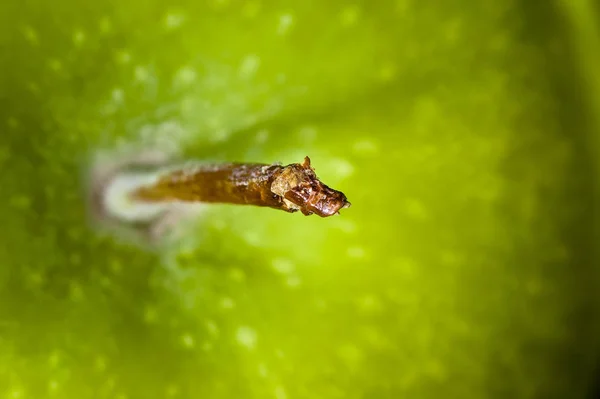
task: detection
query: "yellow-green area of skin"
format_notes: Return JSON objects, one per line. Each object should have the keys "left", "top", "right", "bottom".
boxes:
{"left": 0, "top": 1, "right": 598, "bottom": 398}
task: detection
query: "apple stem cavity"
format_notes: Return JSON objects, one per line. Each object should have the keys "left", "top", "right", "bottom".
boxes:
{"left": 86, "top": 151, "right": 350, "bottom": 246}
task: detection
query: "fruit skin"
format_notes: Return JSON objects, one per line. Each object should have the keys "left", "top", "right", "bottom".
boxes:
{"left": 0, "top": 1, "right": 598, "bottom": 398}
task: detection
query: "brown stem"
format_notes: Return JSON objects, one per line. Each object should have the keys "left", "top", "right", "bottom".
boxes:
{"left": 131, "top": 156, "right": 350, "bottom": 217}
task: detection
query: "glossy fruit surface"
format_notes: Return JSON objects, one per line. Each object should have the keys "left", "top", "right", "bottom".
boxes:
{"left": 0, "top": 1, "right": 598, "bottom": 398}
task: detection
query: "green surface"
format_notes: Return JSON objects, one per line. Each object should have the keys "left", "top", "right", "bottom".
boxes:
{"left": 1, "top": 0, "right": 599, "bottom": 398}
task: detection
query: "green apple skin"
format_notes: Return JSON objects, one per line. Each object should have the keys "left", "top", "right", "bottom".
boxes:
{"left": 0, "top": 1, "right": 598, "bottom": 398}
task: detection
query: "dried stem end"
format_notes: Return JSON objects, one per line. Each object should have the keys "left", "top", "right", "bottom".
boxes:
{"left": 271, "top": 156, "right": 351, "bottom": 217}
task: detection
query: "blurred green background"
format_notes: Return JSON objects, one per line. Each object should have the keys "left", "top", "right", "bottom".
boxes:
{"left": 1, "top": 0, "right": 599, "bottom": 398}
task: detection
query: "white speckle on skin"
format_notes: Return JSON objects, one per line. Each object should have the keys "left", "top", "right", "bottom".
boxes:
{"left": 48, "top": 59, "right": 62, "bottom": 72}
{"left": 243, "top": 231, "right": 261, "bottom": 246}
{"left": 255, "top": 129, "right": 269, "bottom": 143}
{"left": 352, "top": 139, "right": 379, "bottom": 155}
{"left": 73, "top": 29, "right": 85, "bottom": 46}
{"left": 110, "top": 259, "right": 122, "bottom": 274}
{"left": 444, "top": 18, "right": 463, "bottom": 44}
{"left": 111, "top": 88, "right": 124, "bottom": 104}
{"left": 274, "top": 386, "right": 288, "bottom": 399}
{"left": 27, "top": 271, "right": 42, "bottom": 286}
{"left": 272, "top": 258, "right": 295, "bottom": 275}
{"left": 239, "top": 54, "right": 261, "bottom": 79}
{"left": 104, "top": 378, "right": 116, "bottom": 391}
{"left": 236, "top": 326, "right": 257, "bottom": 350}
{"left": 277, "top": 13, "right": 294, "bottom": 35}
{"left": 328, "top": 158, "right": 355, "bottom": 180}
{"left": 257, "top": 363, "right": 269, "bottom": 377}
{"left": 243, "top": 1, "right": 261, "bottom": 18}
{"left": 297, "top": 125, "right": 317, "bottom": 141}
{"left": 356, "top": 294, "right": 383, "bottom": 313}
{"left": 263, "top": 98, "right": 283, "bottom": 116}
{"left": 286, "top": 275, "right": 302, "bottom": 287}
{"left": 206, "top": 115, "right": 223, "bottom": 130}
{"left": 116, "top": 50, "right": 132, "bottom": 64}
{"left": 205, "top": 320, "right": 219, "bottom": 336}
{"left": 337, "top": 344, "right": 363, "bottom": 368}
{"left": 99, "top": 16, "right": 112, "bottom": 34}
{"left": 48, "top": 351, "right": 60, "bottom": 368}
{"left": 134, "top": 65, "right": 150, "bottom": 82}
{"left": 212, "top": 0, "right": 230, "bottom": 8}
{"left": 181, "top": 333, "right": 195, "bottom": 348}
{"left": 7, "top": 117, "right": 19, "bottom": 129}
{"left": 396, "top": 0, "right": 410, "bottom": 14}
{"left": 23, "top": 26, "right": 38, "bottom": 45}
{"left": 165, "top": 12, "right": 186, "bottom": 30}
{"left": 379, "top": 63, "right": 397, "bottom": 81}
{"left": 144, "top": 306, "right": 158, "bottom": 323}
{"left": 347, "top": 246, "right": 366, "bottom": 259}
{"left": 392, "top": 257, "right": 417, "bottom": 278}
{"left": 48, "top": 380, "right": 59, "bottom": 393}
{"left": 228, "top": 268, "right": 245, "bottom": 282}
{"left": 340, "top": 6, "right": 360, "bottom": 26}
{"left": 0, "top": 145, "right": 9, "bottom": 166}
{"left": 276, "top": 73, "right": 287, "bottom": 84}
{"left": 173, "top": 66, "right": 197, "bottom": 87}
{"left": 69, "top": 281, "right": 84, "bottom": 302}
{"left": 166, "top": 385, "right": 180, "bottom": 397}
{"left": 440, "top": 251, "right": 461, "bottom": 266}
{"left": 403, "top": 198, "right": 429, "bottom": 220}
{"left": 527, "top": 278, "right": 543, "bottom": 295}
{"left": 314, "top": 298, "right": 327, "bottom": 310}
{"left": 361, "top": 327, "right": 387, "bottom": 348}
{"left": 334, "top": 219, "right": 357, "bottom": 234}
{"left": 210, "top": 128, "right": 230, "bottom": 143}
{"left": 95, "top": 355, "right": 107, "bottom": 372}
{"left": 425, "top": 360, "right": 447, "bottom": 382}
{"left": 211, "top": 218, "right": 226, "bottom": 230}
{"left": 10, "top": 195, "right": 31, "bottom": 210}
{"left": 27, "top": 82, "right": 40, "bottom": 95}
{"left": 243, "top": 113, "right": 260, "bottom": 126}
{"left": 221, "top": 297, "right": 235, "bottom": 309}
{"left": 151, "top": 120, "right": 188, "bottom": 153}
